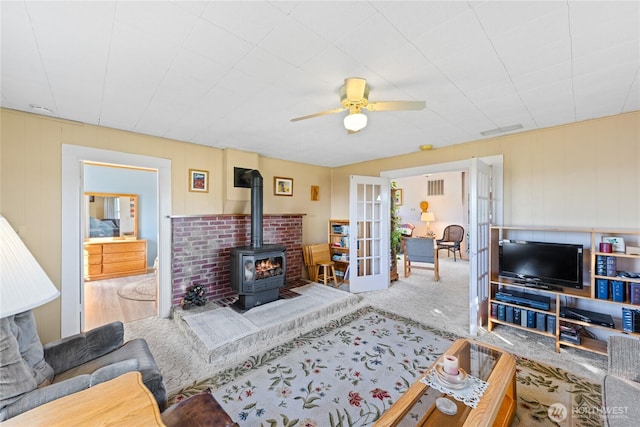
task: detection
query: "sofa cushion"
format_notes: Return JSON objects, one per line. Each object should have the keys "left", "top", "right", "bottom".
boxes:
{"left": 0, "top": 316, "right": 38, "bottom": 408}
{"left": 52, "top": 338, "right": 167, "bottom": 410}
{"left": 12, "top": 311, "right": 54, "bottom": 386}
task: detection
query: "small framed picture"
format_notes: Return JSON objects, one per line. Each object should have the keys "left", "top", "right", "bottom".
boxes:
{"left": 602, "top": 236, "right": 626, "bottom": 253}
{"left": 393, "top": 188, "right": 403, "bottom": 206}
{"left": 189, "top": 169, "right": 209, "bottom": 192}
{"left": 274, "top": 177, "right": 293, "bottom": 196}
{"left": 311, "top": 185, "right": 320, "bottom": 201}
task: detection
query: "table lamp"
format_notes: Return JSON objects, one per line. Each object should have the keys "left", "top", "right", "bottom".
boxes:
{"left": 420, "top": 212, "right": 435, "bottom": 237}
{"left": 0, "top": 215, "right": 60, "bottom": 318}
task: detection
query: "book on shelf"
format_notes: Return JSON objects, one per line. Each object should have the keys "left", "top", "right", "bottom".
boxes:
{"left": 611, "top": 280, "right": 626, "bottom": 302}
{"left": 506, "top": 306, "right": 514, "bottom": 323}
{"left": 520, "top": 309, "right": 528, "bottom": 327}
{"left": 596, "top": 279, "right": 609, "bottom": 300}
{"left": 630, "top": 283, "right": 640, "bottom": 305}
{"left": 513, "top": 307, "right": 521, "bottom": 325}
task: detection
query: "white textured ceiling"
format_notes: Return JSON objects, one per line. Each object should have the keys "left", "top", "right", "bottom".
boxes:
{"left": 2, "top": 1, "right": 638, "bottom": 167}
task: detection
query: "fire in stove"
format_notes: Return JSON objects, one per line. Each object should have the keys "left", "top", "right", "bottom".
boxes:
{"left": 254, "top": 256, "right": 283, "bottom": 280}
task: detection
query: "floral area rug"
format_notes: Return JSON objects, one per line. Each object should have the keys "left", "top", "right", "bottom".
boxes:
{"left": 169, "top": 306, "right": 602, "bottom": 427}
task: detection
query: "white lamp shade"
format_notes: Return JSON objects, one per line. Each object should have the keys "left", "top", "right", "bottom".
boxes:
{"left": 0, "top": 215, "right": 60, "bottom": 318}
{"left": 343, "top": 113, "right": 367, "bottom": 131}
{"left": 421, "top": 212, "right": 435, "bottom": 222}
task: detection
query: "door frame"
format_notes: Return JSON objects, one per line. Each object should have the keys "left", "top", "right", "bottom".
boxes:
{"left": 61, "top": 145, "right": 172, "bottom": 337}
{"left": 381, "top": 155, "right": 503, "bottom": 334}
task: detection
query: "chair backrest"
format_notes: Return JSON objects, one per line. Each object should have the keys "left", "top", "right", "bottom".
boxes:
{"left": 443, "top": 225, "right": 464, "bottom": 243}
{"left": 307, "top": 243, "right": 332, "bottom": 264}
{"left": 404, "top": 238, "right": 435, "bottom": 263}
{"left": 400, "top": 223, "right": 415, "bottom": 237}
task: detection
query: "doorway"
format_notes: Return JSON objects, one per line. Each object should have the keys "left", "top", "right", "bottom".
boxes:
{"left": 82, "top": 163, "right": 159, "bottom": 330}
{"left": 61, "top": 145, "right": 172, "bottom": 337}
{"left": 381, "top": 155, "right": 503, "bottom": 335}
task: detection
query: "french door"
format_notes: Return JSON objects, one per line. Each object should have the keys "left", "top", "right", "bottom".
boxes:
{"left": 348, "top": 175, "right": 390, "bottom": 293}
{"left": 469, "top": 158, "right": 492, "bottom": 335}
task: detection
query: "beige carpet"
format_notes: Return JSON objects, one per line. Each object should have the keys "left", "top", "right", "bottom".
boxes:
{"left": 124, "top": 257, "right": 608, "bottom": 398}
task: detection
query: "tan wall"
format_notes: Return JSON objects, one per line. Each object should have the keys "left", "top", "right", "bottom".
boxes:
{"left": 332, "top": 112, "right": 640, "bottom": 230}
{"left": 2, "top": 108, "right": 638, "bottom": 341}
{"left": 0, "top": 108, "right": 332, "bottom": 342}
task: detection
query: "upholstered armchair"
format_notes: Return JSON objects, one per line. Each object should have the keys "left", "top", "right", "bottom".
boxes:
{"left": 602, "top": 336, "right": 640, "bottom": 427}
{"left": 0, "top": 311, "right": 167, "bottom": 421}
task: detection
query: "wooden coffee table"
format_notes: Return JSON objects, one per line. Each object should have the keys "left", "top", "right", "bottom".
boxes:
{"left": 374, "top": 338, "right": 517, "bottom": 426}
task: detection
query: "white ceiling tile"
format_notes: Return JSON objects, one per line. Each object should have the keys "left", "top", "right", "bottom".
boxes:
{"left": 183, "top": 19, "right": 254, "bottom": 64}
{"left": 258, "top": 19, "right": 331, "bottom": 67}
{"left": 200, "top": 1, "right": 287, "bottom": 44}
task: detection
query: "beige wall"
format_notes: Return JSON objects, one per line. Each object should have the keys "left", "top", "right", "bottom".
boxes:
{"left": 332, "top": 112, "right": 640, "bottom": 230}
{"left": 0, "top": 108, "right": 331, "bottom": 342}
{"left": 1, "top": 108, "right": 639, "bottom": 341}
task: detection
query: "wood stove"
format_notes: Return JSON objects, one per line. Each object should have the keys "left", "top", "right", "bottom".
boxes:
{"left": 229, "top": 169, "right": 286, "bottom": 309}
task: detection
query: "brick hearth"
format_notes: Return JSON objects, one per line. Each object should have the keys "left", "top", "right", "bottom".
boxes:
{"left": 170, "top": 214, "right": 303, "bottom": 307}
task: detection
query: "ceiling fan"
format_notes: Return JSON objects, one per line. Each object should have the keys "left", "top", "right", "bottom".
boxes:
{"left": 290, "top": 77, "right": 426, "bottom": 133}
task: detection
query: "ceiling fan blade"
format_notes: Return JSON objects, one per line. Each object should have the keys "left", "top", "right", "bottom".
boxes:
{"left": 344, "top": 77, "right": 367, "bottom": 101}
{"left": 290, "top": 107, "right": 346, "bottom": 122}
{"left": 366, "top": 100, "right": 426, "bottom": 112}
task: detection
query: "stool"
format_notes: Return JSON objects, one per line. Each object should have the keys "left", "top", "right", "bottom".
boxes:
{"left": 317, "top": 261, "right": 338, "bottom": 287}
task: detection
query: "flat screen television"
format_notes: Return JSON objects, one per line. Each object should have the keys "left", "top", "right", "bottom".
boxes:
{"left": 498, "top": 239, "right": 584, "bottom": 290}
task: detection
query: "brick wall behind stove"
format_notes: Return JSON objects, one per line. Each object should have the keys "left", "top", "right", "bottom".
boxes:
{"left": 171, "top": 214, "right": 304, "bottom": 307}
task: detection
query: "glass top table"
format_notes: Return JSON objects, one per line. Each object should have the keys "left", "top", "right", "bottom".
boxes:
{"left": 374, "top": 338, "right": 517, "bottom": 426}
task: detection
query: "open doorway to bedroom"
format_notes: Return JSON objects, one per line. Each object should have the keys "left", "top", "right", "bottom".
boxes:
{"left": 82, "top": 162, "right": 159, "bottom": 330}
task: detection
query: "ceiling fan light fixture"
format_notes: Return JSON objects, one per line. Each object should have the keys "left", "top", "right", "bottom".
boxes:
{"left": 344, "top": 112, "right": 367, "bottom": 131}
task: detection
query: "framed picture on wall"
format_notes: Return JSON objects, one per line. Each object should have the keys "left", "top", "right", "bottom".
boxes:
{"left": 189, "top": 169, "right": 209, "bottom": 192}
{"left": 311, "top": 185, "right": 319, "bottom": 201}
{"left": 393, "top": 188, "right": 403, "bottom": 206}
{"left": 274, "top": 177, "right": 293, "bottom": 196}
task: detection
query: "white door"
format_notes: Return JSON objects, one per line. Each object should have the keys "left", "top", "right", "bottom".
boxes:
{"left": 469, "top": 158, "right": 492, "bottom": 336}
{"left": 348, "top": 175, "right": 390, "bottom": 293}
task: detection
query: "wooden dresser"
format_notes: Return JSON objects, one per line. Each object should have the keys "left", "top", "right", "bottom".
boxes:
{"left": 84, "top": 239, "right": 148, "bottom": 280}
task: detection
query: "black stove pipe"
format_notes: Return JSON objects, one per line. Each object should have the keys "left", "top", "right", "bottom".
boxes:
{"left": 248, "top": 169, "right": 263, "bottom": 248}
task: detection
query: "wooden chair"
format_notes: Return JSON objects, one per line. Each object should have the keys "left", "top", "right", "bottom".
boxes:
{"left": 436, "top": 225, "right": 464, "bottom": 261}
{"left": 303, "top": 243, "right": 338, "bottom": 287}
{"left": 403, "top": 237, "right": 439, "bottom": 281}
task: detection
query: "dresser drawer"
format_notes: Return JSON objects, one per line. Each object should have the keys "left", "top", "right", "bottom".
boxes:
{"left": 87, "top": 255, "right": 102, "bottom": 265}
{"left": 86, "top": 264, "right": 102, "bottom": 275}
{"left": 103, "top": 251, "right": 145, "bottom": 264}
{"left": 102, "top": 241, "right": 146, "bottom": 254}
{"left": 85, "top": 245, "right": 103, "bottom": 255}
{"left": 102, "top": 260, "right": 146, "bottom": 275}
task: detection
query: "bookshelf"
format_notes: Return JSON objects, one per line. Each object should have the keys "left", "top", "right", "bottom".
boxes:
{"left": 488, "top": 226, "right": 640, "bottom": 356}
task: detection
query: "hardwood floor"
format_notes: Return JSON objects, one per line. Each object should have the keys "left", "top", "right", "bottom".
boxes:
{"left": 83, "top": 273, "right": 157, "bottom": 331}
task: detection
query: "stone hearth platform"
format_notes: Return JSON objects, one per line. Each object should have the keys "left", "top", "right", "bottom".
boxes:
{"left": 172, "top": 282, "right": 361, "bottom": 366}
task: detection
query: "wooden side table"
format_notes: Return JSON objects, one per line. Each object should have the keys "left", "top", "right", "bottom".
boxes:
{"left": 2, "top": 371, "right": 165, "bottom": 426}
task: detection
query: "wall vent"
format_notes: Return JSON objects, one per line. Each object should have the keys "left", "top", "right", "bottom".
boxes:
{"left": 427, "top": 179, "right": 444, "bottom": 196}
